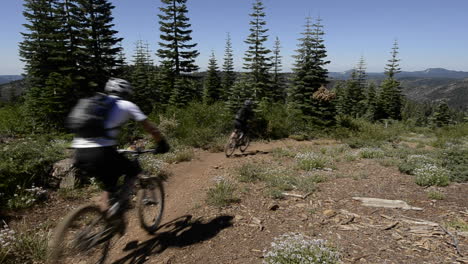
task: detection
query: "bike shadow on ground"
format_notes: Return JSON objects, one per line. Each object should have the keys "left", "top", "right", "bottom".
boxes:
{"left": 230, "top": 150, "right": 269, "bottom": 158}
{"left": 113, "top": 214, "right": 234, "bottom": 264}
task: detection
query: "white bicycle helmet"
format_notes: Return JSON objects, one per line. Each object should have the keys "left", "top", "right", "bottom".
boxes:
{"left": 104, "top": 78, "right": 133, "bottom": 96}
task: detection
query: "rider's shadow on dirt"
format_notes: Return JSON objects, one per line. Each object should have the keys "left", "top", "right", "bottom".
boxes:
{"left": 113, "top": 214, "right": 234, "bottom": 264}
{"left": 231, "top": 150, "right": 269, "bottom": 158}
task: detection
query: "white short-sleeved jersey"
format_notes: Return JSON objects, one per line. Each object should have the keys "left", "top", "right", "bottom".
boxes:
{"left": 71, "top": 95, "right": 147, "bottom": 148}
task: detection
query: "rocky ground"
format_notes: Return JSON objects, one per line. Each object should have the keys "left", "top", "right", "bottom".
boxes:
{"left": 6, "top": 139, "right": 468, "bottom": 264}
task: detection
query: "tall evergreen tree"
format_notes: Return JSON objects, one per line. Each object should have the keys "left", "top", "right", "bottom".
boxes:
{"left": 365, "top": 81, "right": 378, "bottom": 120}
{"left": 430, "top": 100, "right": 452, "bottom": 127}
{"left": 203, "top": 51, "right": 222, "bottom": 104}
{"left": 221, "top": 33, "right": 236, "bottom": 101}
{"left": 344, "top": 58, "right": 367, "bottom": 118}
{"left": 75, "top": 0, "right": 123, "bottom": 92}
{"left": 271, "top": 37, "right": 285, "bottom": 102}
{"left": 226, "top": 75, "right": 253, "bottom": 112}
{"left": 130, "top": 40, "right": 157, "bottom": 114}
{"left": 157, "top": 0, "right": 199, "bottom": 106}
{"left": 376, "top": 40, "right": 403, "bottom": 120}
{"left": 20, "top": 0, "right": 73, "bottom": 129}
{"left": 243, "top": 0, "right": 272, "bottom": 103}
{"left": 289, "top": 16, "right": 330, "bottom": 119}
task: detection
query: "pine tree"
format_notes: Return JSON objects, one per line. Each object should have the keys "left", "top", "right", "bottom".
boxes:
{"left": 376, "top": 40, "right": 403, "bottom": 120}
{"left": 271, "top": 37, "right": 285, "bottom": 102}
{"left": 20, "top": 0, "right": 72, "bottom": 128}
{"left": 75, "top": 0, "right": 123, "bottom": 93}
{"left": 344, "top": 58, "right": 367, "bottom": 118}
{"left": 20, "top": 0, "right": 63, "bottom": 85}
{"left": 130, "top": 40, "right": 157, "bottom": 114}
{"left": 203, "top": 51, "right": 222, "bottom": 104}
{"left": 169, "top": 76, "right": 200, "bottom": 107}
{"left": 221, "top": 33, "right": 236, "bottom": 101}
{"left": 289, "top": 16, "right": 330, "bottom": 118}
{"left": 157, "top": 0, "right": 199, "bottom": 106}
{"left": 365, "top": 81, "right": 378, "bottom": 120}
{"left": 226, "top": 75, "right": 253, "bottom": 112}
{"left": 243, "top": 0, "right": 272, "bottom": 103}
{"left": 431, "top": 100, "right": 452, "bottom": 127}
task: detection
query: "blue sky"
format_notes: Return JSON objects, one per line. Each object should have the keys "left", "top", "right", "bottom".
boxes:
{"left": 1, "top": 0, "right": 468, "bottom": 75}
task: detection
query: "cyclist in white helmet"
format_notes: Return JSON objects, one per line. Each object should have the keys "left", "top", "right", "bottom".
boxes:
{"left": 71, "top": 78, "right": 170, "bottom": 222}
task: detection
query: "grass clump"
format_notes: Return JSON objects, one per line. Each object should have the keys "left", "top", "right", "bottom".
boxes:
{"left": 445, "top": 219, "right": 468, "bottom": 232}
{"left": 263, "top": 232, "right": 340, "bottom": 264}
{"left": 0, "top": 222, "right": 49, "bottom": 264}
{"left": 414, "top": 164, "right": 450, "bottom": 187}
{"left": 427, "top": 190, "right": 445, "bottom": 200}
{"left": 271, "top": 147, "right": 296, "bottom": 159}
{"left": 295, "top": 152, "right": 333, "bottom": 171}
{"left": 237, "top": 163, "right": 264, "bottom": 182}
{"left": 161, "top": 148, "right": 194, "bottom": 164}
{"left": 378, "top": 158, "right": 401, "bottom": 167}
{"left": 359, "top": 147, "right": 385, "bottom": 159}
{"left": 206, "top": 179, "right": 239, "bottom": 207}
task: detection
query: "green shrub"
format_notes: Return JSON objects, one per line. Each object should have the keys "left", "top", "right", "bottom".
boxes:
{"left": 427, "top": 190, "right": 445, "bottom": 200}
{"left": 432, "top": 123, "right": 468, "bottom": 148}
{"left": 295, "top": 152, "right": 333, "bottom": 171}
{"left": 6, "top": 185, "right": 47, "bottom": 210}
{"left": 257, "top": 102, "right": 310, "bottom": 139}
{"left": 162, "top": 102, "right": 232, "bottom": 149}
{"left": 439, "top": 147, "right": 468, "bottom": 182}
{"left": 263, "top": 233, "right": 340, "bottom": 264}
{"left": 161, "top": 148, "right": 194, "bottom": 164}
{"left": 206, "top": 179, "right": 239, "bottom": 207}
{"left": 359, "top": 147, "right": 385, "bottom": 159}
{"left": 0, "top": 137, "right": 66, "bottom": 201}
{"left": 271, "top": 147, "right": 296, "bottom": 159}
{"left": 398, "top": 154, "right": 438, "bottom": 175}
{"left": 335, "top": 118, "right": 405, "bottom": 148}
{"left": 414, "top": 164, "right": 450, "bottom": 187}
{"left": 0, "top": 104, "right": 31, "bottom": 136}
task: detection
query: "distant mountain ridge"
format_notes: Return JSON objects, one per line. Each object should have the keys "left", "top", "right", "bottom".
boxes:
{"left": 0, "top": 75, "right": 23, "bottom": 85}
{"left": 329, "top": 68, "right": 468, "bottom": 80}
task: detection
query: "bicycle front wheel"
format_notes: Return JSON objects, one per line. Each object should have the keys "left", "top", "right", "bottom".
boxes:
{"left": 239, "top": 135, "right": 250, "bottom": 153}
{"left": 137, "top": 178, "right": 165, "bottom": 234}
{"left": 224, "top": 136, "right": 236, "bottom": 157}
{"left": 48, "top": 204, "right": 111, "bottom": 264}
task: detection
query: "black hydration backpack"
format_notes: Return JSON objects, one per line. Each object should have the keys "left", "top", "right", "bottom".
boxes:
{"left": 66, "top": 93, "right": 117, "bottom": 138}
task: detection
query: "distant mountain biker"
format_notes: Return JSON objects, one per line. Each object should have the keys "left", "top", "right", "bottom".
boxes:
{"left": 70, "top": 78, "right": 170, "bottom": 224}
{"left": 231, "top": 99, "right": 254, "bottom": 140}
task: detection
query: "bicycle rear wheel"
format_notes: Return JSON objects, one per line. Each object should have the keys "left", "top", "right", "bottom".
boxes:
{"left": 137, "top": 177, "right": 165, "bottom": 234}
{"left": 48, "top": 204, "right": 112, "bottom": 264}
{"left": 224, "top": 136, "right": 236, "bottom": 157}
{"left": 239, "top": 135, "right": 250, "bottom": 153}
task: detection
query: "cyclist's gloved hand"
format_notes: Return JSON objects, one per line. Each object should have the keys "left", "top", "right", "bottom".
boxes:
{"left": 155, "top": 138, "right": 170, "bottom": 154}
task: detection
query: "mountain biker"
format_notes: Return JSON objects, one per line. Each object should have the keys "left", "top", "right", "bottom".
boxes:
{"left": 231, "top": 99, "right": 254, "bottom": 140}
{"left": 71, "top": 78, "right": 170, "bottom": 220}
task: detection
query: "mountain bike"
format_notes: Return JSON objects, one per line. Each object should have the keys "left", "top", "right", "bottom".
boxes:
{"left": 48, "top": 149, "right": 165, "bottom": 264}
{"left": 224, "top": 129, "right": 250, "bottom": 157}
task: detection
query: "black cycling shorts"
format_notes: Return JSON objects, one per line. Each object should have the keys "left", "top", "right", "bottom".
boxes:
{"left": 74, "top": 147, "right": 141, "bottom": 192}
{"left": 234, "top": 120, "right": 247, "bottom": 132}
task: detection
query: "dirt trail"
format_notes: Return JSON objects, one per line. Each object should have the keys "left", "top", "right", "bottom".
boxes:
{"left": 105, "top": 139, "right": 323, "bottom": 264}
{"left": 69, "top": 139, "right": 467, "bottom": 264}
